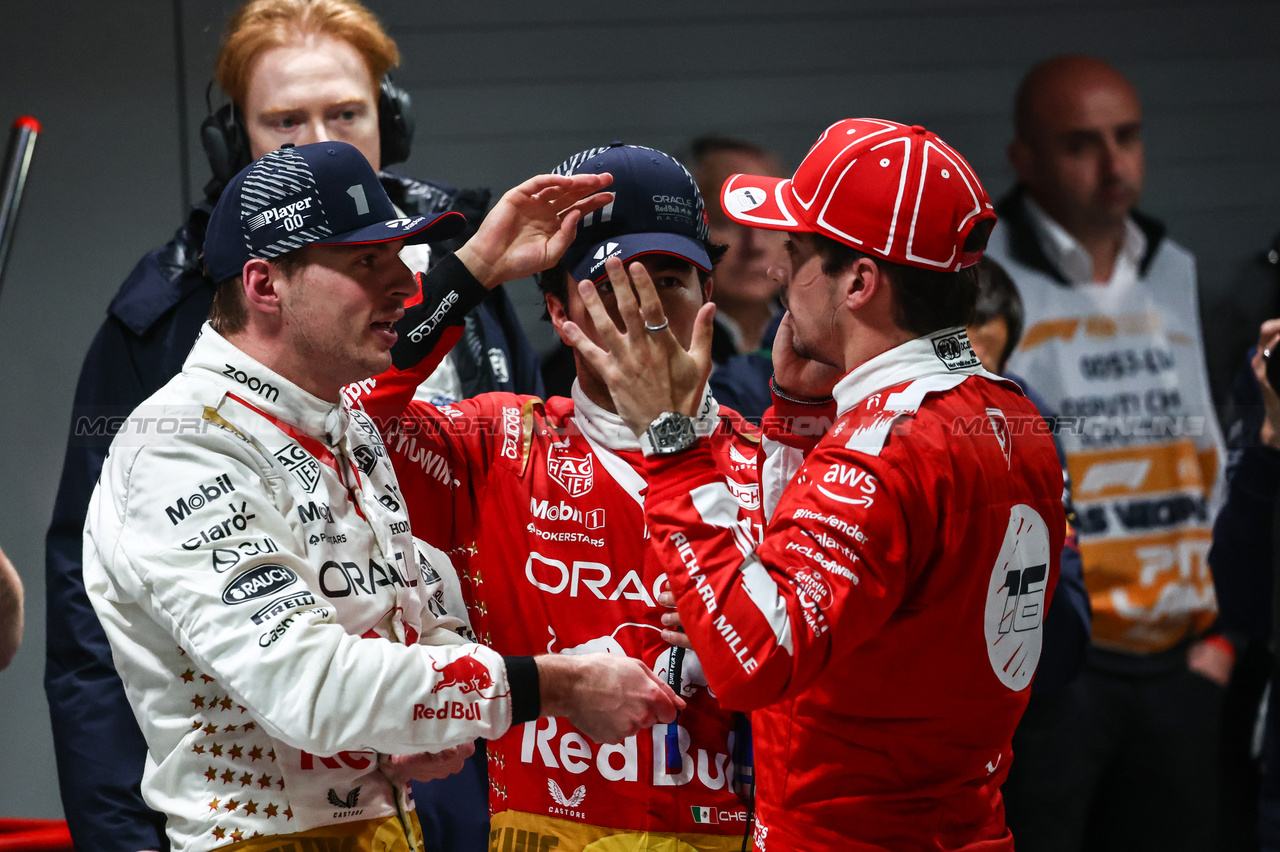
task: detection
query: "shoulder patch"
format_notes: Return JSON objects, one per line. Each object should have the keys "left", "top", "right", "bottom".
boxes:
{"left": 202, "top": 406, "right": 248, "bottom": 442}
{"left": 842, "top": 373, "right": 970, "bottom": 457}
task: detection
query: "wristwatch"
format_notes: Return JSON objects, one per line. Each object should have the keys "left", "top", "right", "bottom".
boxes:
{"left": 641, "top": 411, "right": 697, "bottom": 456}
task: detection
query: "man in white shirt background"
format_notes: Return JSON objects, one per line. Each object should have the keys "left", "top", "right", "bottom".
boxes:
{"left": 986, "top": 54, "right": 1234, "bottom": 852}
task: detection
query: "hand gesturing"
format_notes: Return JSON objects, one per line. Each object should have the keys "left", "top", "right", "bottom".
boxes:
{"left": 560, "top": 257, "right": 717, "bottom": 436}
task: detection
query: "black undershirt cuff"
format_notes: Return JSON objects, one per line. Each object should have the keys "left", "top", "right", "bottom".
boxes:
{"left": 504, "top": 654, "right": 540, "bottom": 725}
{"left": 390, "top": 252, "right": 489, "bottom": 371}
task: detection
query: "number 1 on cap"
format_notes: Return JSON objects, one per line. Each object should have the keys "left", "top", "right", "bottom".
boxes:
{"left": 347, "top": 184, "right": 369, "bottom": 216}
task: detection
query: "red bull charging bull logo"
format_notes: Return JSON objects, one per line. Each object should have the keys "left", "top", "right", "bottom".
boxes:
{"left": 430, "top": 653, "right": 510, "bottom": 697}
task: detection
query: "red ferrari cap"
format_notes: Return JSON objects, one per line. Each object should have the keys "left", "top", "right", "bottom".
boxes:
{"left": 720, "top": 118, "right": 996, "bottom": 271}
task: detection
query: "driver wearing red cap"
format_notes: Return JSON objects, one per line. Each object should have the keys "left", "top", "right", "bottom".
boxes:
{"left": 563, "top": 118, "right": 1068, "bottom": 850}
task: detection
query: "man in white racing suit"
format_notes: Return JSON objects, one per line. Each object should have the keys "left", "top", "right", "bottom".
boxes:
{"left": 83, "top": 140, "right": 681, "bottom": 852}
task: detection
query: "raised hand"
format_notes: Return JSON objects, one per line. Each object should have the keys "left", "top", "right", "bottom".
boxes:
{"left": 455, "top": 173, "right": 614, "bottom": 289}
{"left": 560, "top": 256, "right": 717, "bottom": 436}
{"left": 772, "top": 312, "right": 844, "bottom": 401}
{"left": 1254, "top": 317, "right": 1280, "bottom": 449}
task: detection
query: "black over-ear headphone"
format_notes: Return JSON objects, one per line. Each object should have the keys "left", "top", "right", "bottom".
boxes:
{"left": 199, "top": 74, "right": 415, "bottom": 194}
{"left": 376, "top": 74, "right": 414, "bottom": 168}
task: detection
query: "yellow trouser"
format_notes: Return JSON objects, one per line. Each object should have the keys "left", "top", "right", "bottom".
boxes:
{"left": 223, "top": 812, "right": 423, "bottom": 852}
{"left": 490, "top": 810, "right": 751, "bottom": 852}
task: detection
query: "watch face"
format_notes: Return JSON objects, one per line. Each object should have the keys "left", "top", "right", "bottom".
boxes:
{"left": 648, "top": 413, "right": 695, "bottom": 453}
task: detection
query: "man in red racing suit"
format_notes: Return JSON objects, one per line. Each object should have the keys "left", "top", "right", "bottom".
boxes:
{"left": 562, "top": 120, "right": 1069, "bottom": 851}
{"left": 354, "top": 144, "right": 760, "bottom": 850}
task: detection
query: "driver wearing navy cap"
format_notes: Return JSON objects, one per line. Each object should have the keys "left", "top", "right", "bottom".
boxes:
{"left": 536, "top": 143, "right": 723, "bottom": 404}
{"left": 81, "top": 142, "right": 687, "bottom": 852}
{"left": 346, "top": 142, "right": 763, "bottom": 850}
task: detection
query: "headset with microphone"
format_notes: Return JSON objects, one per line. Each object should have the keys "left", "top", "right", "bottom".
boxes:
{"left": 199, "top": 73, "right": 415, "bottom": 195}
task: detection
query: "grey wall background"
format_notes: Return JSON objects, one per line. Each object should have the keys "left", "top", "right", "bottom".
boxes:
{"left": 1, "top": 0, "right": 1276, "bottom": 818}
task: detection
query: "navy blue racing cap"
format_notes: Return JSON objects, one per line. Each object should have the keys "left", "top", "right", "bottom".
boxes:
{"left": 554, "top": 142, "right": 712, "bottom": 283}
{"left": 203, "top": 141, "right": 465, "bottom": 282}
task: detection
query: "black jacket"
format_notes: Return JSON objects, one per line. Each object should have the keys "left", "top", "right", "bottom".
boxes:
{"left": 1204, "top": 233, "right": 1280, "bottom": 407}
{"left": 1208, "top": 352, "right": 1280, "bottom": 642}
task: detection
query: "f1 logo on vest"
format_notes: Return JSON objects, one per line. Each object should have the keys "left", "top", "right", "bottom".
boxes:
{"left": 548, "top": 446, "right": 594, "bottom": 497}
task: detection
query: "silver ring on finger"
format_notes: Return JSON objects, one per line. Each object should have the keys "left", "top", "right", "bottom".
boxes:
{"left": 644, "top": 318, "right": 669, "bottom": 333}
